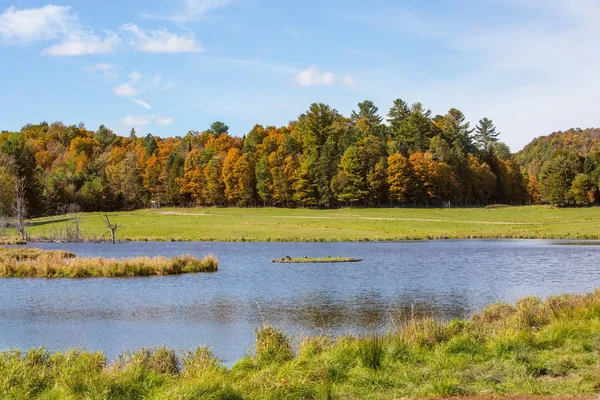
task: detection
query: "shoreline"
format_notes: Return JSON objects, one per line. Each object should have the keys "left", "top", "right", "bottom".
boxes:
{"left": 11, "top": 235, "right": 600, "bottom": 244}
{"left": 1, "top": 289, "right": 600, "bottom": 397}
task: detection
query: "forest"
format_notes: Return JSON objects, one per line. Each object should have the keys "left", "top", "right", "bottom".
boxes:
{"left": 1, "top": 100, "right": 599, "bottom": 218}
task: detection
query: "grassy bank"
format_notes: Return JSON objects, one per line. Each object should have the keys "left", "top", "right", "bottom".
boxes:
{"left": 15, "top": 205, "right": 600, "bottom": 242}
{"left": 0, "top": 238, "right": 27, "bottom": 245}
{"left": 2, "top": 290, "right": 600, "bottom": 398}
{"left": 0, "top": 248, "right": 217, "bottom": 278}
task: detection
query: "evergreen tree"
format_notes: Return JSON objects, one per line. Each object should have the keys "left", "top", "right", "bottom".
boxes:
{"left": 255, "top": 156, "right": 272, "bottom": 205}
{"left": 335, "top": 146, "right": 368, "bottom": 204}
{"left": 438, "top": 108, "right": 474, "bottom": 150}
{"left": 351, "top": 100, "right": 383, "bottom": 125}
{"left": 296, "top": 103, "right": 339, "bottom": 149}
{"left": 293, "top": 152, "right": 319, "bottom": 207}
{"left": 387, "top": 99, "right": 410, "bottom": 131}
{"left": 405, "top": 103, "right": 434, "bottom": 152}
{"left": 143, "top": 134, "right": 159, "bottom": 157}
{"left": 95, "top": 124, "right": 116, "bottom": 150}
{"left": 474, "top": 118, "right": 500, "bottom": 150}
{"left": 208, "top": 121, "right": 229, "bottom": 136}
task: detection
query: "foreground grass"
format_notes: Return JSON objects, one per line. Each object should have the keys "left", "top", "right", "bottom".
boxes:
{"left": 19, "top": 205, "right": 600, "bottom": 242}
{"left": 3, "top": 290, "right": 600, "bottom": 398}
{"left": 0, "top": 248, "right": 218, "bottom": 278}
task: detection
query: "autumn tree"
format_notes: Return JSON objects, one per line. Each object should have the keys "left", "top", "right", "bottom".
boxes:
{"left": 387, "top": 153, "right": 412, "bottom": 203}
{"left": 222, "top": 148, "right": 241, "bottom": 205}
{"left": 568, "top": 173, "right": 597, "bottom": 205}
{"left": 234, "top": 153, "right": 256, "bottom": 206}
{"left": 203, "top": 157, "right": 224, "bottom": 206}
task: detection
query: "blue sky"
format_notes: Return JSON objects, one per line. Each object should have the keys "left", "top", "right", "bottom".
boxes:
{"left": 1, "top": 0, "right": 599, "bottom": 150}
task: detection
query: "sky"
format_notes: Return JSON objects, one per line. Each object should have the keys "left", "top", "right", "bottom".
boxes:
{"left": 1, "top": 0, "right": 599, "bottom": 151}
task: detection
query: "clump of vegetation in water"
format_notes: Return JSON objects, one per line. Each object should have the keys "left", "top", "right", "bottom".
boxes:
{"left": 0, "top": 247, "right": 75, "bottom": 262}
{"left": 272, "top": 256, "right": 362, "bottom": 263}
{"left": 0, "top": 248, "right": 217, "bottom": 277}
{"left": 0, "top": 238, "right": 27, "bottom": 245}
{"left": 2, "top": 290, "right": 600, "bottom": 398}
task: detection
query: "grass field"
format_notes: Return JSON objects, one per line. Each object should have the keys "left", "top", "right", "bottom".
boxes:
{"left": 3, "top": 290, "right": 600, "bottom": 398}
{"left": 18, "top": 206, "right": 600, "bottom": 242}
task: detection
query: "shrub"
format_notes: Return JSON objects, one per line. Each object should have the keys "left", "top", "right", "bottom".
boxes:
{"left": 182, "top": 347, "right": 221, "bottom": 377}
{"left": 400, "top": 317, "right": 449, "bottom": 347}
{"left": 514, "top": 297, "right": 550, "bottom": 329}
{"left": 254, "top": 326, "right": 294, "bottom": 364}
{"left": 357, "top": 334, "right": 385, "bottom": 370}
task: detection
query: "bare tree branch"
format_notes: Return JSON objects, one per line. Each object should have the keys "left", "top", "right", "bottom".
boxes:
{"left": 13, "top": 178, "right": 27, "bottom": 241}
{"left": 101, "top": 213, "right": 118, "bottom": 244}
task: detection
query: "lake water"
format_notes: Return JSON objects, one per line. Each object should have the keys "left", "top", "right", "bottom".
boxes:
{"left": 1, "top": 240, "right": 599, "bottom": 363}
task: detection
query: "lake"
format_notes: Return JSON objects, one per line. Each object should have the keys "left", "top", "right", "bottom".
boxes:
{"left": 1, "top": 240, "right": 599, "bottom": 363}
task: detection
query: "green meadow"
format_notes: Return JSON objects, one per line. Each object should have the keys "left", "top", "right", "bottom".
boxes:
{"left": 23, "top": 206, "right": 600, "bottom": 242}
{"left": 3, "top": 290, "right": 600, "bottom": 398}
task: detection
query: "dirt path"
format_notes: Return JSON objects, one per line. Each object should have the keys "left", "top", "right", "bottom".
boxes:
{"left": 157, "top": 211, "right": 539, "bottom": 225}
{"left": 269, "top": 215, "right": 539, "bottom": 225}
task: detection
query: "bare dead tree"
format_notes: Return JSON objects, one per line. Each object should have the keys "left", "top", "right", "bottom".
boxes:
{"left": 101, "top": 213, "right": 118, "bottom": 244}
{"left": 0, "top": 213, "right": 7, "bottom": 237}
{"left": 64, "top": 203, "right": 82, "bottom": 242}
{"left": 13, "top": 179, "right": 27, "bottom": 241}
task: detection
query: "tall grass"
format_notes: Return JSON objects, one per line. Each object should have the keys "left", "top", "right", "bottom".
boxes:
{"left": 0, "top": 247, "right": 75, "bottom": 262}
{"left": 357, "top": 334, "right": 385, "bottom": 369}
{"left": 0, "top": 248, "right": 217, "bottom": 277}
{"left": 2, "top": 290, "right": 600, "bottom": 398}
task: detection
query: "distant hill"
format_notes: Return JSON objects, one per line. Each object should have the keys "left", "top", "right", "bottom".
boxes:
{"left": 517, "top": 128, "right": 600, "bottom": 175}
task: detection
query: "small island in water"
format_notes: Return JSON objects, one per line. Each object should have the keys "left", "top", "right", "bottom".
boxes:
{"left": 272, "top": 256, "right": 362, "bottom": 263}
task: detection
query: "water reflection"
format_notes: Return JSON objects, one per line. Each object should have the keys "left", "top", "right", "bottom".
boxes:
{"left": 0, "top": 240, "right": 599, "bottom": 362}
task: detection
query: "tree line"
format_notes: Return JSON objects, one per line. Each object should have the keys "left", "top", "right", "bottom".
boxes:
{"left": 0, "top": 99, "right": 598, "bottom": 219}
{"left": 517, "top": 128, "right": 600, "bottom": 206}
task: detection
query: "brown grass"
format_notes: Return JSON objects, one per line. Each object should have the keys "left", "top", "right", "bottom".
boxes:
{"left": 0, "top": 247, "right": 217, "bottom": 278}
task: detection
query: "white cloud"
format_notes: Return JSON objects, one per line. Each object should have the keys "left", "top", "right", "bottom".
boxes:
{"left": 41, "top": 31, "right": 119, "bottom": 56}
{"left": 122, "top": 114, "right": 173, "bottom": 127}
{"left": 87, "top": 62, "right": 114, "bottom": 72}
{"left": 122, "top": 24, "right": 202, "bottom": 54}
{"left": 295, "top": 66, "right": 354, "bottom": 87}
{"left": 84, "top": 63, "right": 118, "bottom": 79}
{"left": 0, "top": 5, "right": 74, "bottom": 43}
{"left": 113, "top": 83, "right": 138, "bottom": 96}
{"left": 156, "top": 117, "right": 174, "bottom": 126}
{"left": 143, "top": 0, "right": 233, "bottom": 22}
{"left": 1, "top": 5, "right": 118, "bottom": 56}
{"left": 431, "top": 0, "right": 600, "bottom": 150}
{"left": 183, "top": 0, "right": 233, "bottom": 16}
{"left": 339, "top": 0, "right": 600, "bottom": 150}
{"left": 340, "top": 74, "right": 354, "bottom": 86}
{"left": 131, "top": 98, "right": 152, "bottom": 110}
{"left": 128, "top": 70, "right": 142, "bottom": 83}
